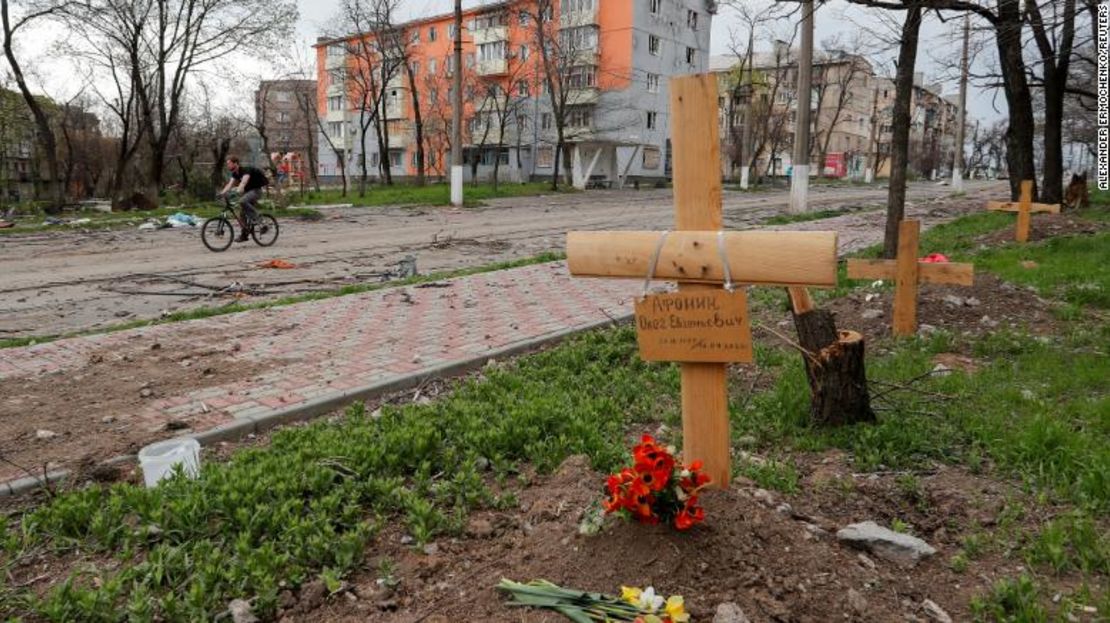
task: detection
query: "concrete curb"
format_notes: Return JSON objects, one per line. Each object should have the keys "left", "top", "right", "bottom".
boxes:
{"left": 0, "top": 312, "right": 632, "bottom": 498}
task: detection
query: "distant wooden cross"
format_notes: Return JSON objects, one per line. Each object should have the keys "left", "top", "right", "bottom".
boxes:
{"left": 846, "top": 220, "right": 974, "bottom": 337}
{"left": 987, "top": 180, "right": 1060, "bottom": 242}
{"left": 566, "top": 75, "right": 839, "bottom": 488}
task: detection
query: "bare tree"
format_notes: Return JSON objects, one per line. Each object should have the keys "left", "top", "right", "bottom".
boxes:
{"left": 1025, "top": 0, "right": 1081, "bottom": 203}
{"left": 62, "top": 0, "right": 297, "bottom": 206}
{"left": 1, "top": 0, "right": 72, "bottom": 210}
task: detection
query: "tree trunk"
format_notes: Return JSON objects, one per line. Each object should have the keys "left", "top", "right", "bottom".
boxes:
{"left": 996, "top": 0, "right": 1037, "bottom": 200}
{"left": 1040, "top": 73, "right": 1064, "bottom": 204}
{"left": 2, "top": 0, "right": 64, "bottom": 212}
{"left": 883, "top": 5, "right": 922, "bottom": 259}
{"left": 789, "top": 288, "right": 875, "bottom": 426}
{"left": 405, "top": 63, "right": 426, "bottom": 187}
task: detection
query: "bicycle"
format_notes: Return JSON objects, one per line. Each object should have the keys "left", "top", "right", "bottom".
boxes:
{"left": 201, "top": 194, "right": 280, "bottom": 252}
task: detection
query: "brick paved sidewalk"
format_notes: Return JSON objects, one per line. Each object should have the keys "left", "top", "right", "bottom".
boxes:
{"left": 0, "top": 262, "right": 640, "bottom": 484}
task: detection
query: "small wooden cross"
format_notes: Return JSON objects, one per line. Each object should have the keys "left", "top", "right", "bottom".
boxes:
{"left": 846, "top": 220, "right": 974, "bottom": 337}
{"left": 987, "top": 180, "right": 1060, "bottom": 242}
{"left": 565, "top": 75, "right": 839, "bottom": 489}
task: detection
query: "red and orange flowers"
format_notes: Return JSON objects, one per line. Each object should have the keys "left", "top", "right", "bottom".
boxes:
{"left": 603, "top": 435, "right": 711, "bottom": 531}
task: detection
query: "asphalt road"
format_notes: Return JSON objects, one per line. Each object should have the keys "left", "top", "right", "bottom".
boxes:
{"left": 0, "top": 181, "right": 1002, "bottom": 338}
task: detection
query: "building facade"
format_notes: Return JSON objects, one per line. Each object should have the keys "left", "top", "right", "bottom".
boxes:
{"left": 315, "top": 0, "right": 716, "bottom": 187}
{"left": 253, "top": 80, "right": 318, "bottom": 174}
{"left": 712, "top": 54, "right": 965, "bottom": 181}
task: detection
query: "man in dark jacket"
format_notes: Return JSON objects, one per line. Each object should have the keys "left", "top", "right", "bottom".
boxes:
{"left": 219, "top": 156, "right": 270, "bottom": 241}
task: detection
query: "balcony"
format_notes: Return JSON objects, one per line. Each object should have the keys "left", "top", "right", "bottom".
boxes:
{"left": 387, "top": 126, "right": 414, "bottom": 147}
{"left": 472, "top": 25, "right": 507, "bottom": 47}
{"left": 560, "top": 9, "right": 598, "bottom": 28}
{"left": 567, "top": 86, "right": 600, "bottom": 106}
{"left": 476, "top": 58, "right": 508, "bottom": 76}
{"left": 384, "top": 99, "right": 405, "bottom": 121}
{"left": 325, "top": 53, "right": 347, "bottom": 70}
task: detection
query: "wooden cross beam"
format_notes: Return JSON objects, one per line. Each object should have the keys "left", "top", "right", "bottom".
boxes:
{"left": 846, "top": 220, "right": 974, "bottom": 337}
{"left": 565, "top": 75, "right": 839, "bottom": 489}
{"left": 986, "top": 180, "right": 1061, "bottom": 242}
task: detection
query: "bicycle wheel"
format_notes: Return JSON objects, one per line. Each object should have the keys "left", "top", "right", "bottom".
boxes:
{"left": 251, "top": 214, "right": 279, "bottom": 247}
{"left": 201, "top": 217, "right": 234, "bottom": 252}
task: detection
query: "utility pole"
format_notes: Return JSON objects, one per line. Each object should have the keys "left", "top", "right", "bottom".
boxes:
{"left": 451, "top": 0, "right": 464, "bottom": 206}
{"left": 789, "top": 0, "right": 814, "bottom": 214}
{"left": 951, "top": 14, "right": 970, "bottom": 192}
{"left": 865, "top": 83, "right": 879, "bottom": 184}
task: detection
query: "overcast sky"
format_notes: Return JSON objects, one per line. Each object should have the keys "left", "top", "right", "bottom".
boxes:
{"left": 295, "top": 0, "right": 1005, "bottom": 123}
{"left": 4, "top": 0, "right": 1004, "bottom": 124}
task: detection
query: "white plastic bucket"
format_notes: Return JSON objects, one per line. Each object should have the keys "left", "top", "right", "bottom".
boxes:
{"left": 138, "top": 438, "right": 201, "bottom": 488}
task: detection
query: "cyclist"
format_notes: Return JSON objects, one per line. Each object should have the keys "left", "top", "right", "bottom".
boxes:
{"left": 218, "top": 156, "right": 270, "bottom": 242}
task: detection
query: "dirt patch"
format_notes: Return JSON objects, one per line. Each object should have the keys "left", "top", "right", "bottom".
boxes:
{"left": 823, "top": 273, "right": 1058, "bottom": 344}
{"left": 0, "top": 329, "right": 278, "bottom": 482}
{"left": 979, "top": 212, "right": 1105, "bottom": 246}
{"left": 294, "top": 454, "right": 1092, "bottom": 623}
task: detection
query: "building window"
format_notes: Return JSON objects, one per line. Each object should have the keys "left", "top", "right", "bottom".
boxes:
{"left": 537, "top": 146, "right": 554, "bottom": 167}
{"left": 277, "top": 111, "right": 290, "bottom": 123}
{"left": 519, "top": 44, "right": 529, "bottom": 60}
{"left": 541, "top": 113, "right": 553, "bottom": 130}
{"left": 428, "top": 59, "right": 437, "bottom": 74}
{"left": 327, "top": 44, "right": 344, "bottom": 57}
{"left": 687, "top": 10, "right": 698, "bottom": 29}
{"left": 566, "top": 106, "right": 592, "bottom": 128}
{"left": 389, "top": 150, "right": 403, "bottom": 168}
{"left": 649, "top": 35, "right": 661, "bottom": 56}
{"left": 274, "top": 91, "right": 291, "bottom": 103}
{"left": 561, "top": 25, "right": 598, "bottom": 51}
{"left": 410, "top": 30, "right": 420, "bottom": 44}
{"left": 329, "top": 69, "right": 345, "bottom": 84}
{"left": 563, "top": 0, "right": 594, "bottom": 14}
{"left": 449, "top": 24, "right": 457, "bottom": 39}
{"left": 517, "top": 80, "right": 530, "bottom": 97}
{"left": 646, "top": 73, "right": 660, "bottom": 93}
{"left": 519, "top": 11, "right": 530, "bottom": 26}
{"left": 686, "top": 47, "right": 696, "bottom": 64}
{"left": 567, "top": 65, "right": 596, "bottom": 89}
{"left": 646, "top": 111, "right": 657, "bottom": 130}
{"left": 328, "top": 121, "right": 345, "bottom": 138}
{"left": 429, "top": 26, "right": 437, "bottom": 42}
{"left": 643, "top": 146, "right": 661, "bottom": 170}
{"left": 479, "top": 41, "right": 506, "bottom": 61}
{"left": 327, "top": 96, "right": 344, "bottom": 111}
{"left": 410, "top": 61, "right": 420, "bottom": 76}
{"left": 649, "top": 0, "right": 662, "bottom": 15}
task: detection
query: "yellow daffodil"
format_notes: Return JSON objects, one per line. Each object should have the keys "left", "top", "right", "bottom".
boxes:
{"left": 622, "top": 585, "right": 643, "bottom": 605}
{"left": 665, "top": 595, "right": 690, "bottom": 622}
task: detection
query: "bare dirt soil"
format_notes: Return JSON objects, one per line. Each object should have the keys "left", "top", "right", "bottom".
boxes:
{"left": 290, "top": 454, "right": 1073, "bottom": 623}
{"left": 0, "top": 182, "right": 1001, "bottom": 338}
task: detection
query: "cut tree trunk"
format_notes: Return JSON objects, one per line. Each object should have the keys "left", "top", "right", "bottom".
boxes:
{"left": 788, "top": 288, "right": 876, "bottom": 426}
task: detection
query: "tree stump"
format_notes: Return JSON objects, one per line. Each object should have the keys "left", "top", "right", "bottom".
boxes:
{"left": 788, "top": 288, "right": 875, "bottom": 426}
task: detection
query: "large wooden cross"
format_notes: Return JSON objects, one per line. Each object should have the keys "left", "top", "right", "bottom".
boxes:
{"left": 565, "top": 75, "right": 838, "bottom": 488}
{"left": 987, "top": 180, "right": 1060, "bottom": 242}
{"left": 846, "top": 220, "right": 974, "bottom": 337}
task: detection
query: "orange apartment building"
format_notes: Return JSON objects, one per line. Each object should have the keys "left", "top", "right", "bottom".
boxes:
{"left": 315, "top": 0, "right": 717, "bottom": 187}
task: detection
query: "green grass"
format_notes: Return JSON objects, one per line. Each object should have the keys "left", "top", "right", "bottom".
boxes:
{"left": 2, "top": 209, "right": 1105, "bottom": 619}
{"left": 293, "top": 182, "right": 571, "bottom": 208}
{"left": 762, "top": 207, "right": 856, "bottom": 226}
{"left": 0, "top": 327, "right": 679, "bottom": 620}
{"left": 0, "top": 251, "right": 565, "bottom": 350}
